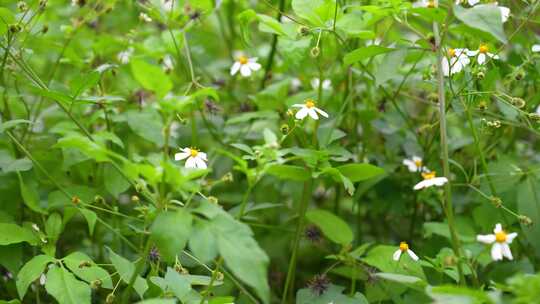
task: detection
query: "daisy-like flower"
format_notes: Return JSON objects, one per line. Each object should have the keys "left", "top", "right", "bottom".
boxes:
{"left": 413, "top": 0, "right": 436, "bottom": 8}
{"left": 477, "top": 223, "right": 518, "bottom": 261}
{"left": 393, "top": 241, "right": 419, "bottom": 261}
{"left": 413, "top": 171, "right": 448, "bottom": 190}
{"left": 230, "top": 55, "right": 261, "bottom": 77}
{"left": 117, "top": 47, "right": 133, "bottom": 65}
{"left": 291, "top": 98, "right": 329, "bottom": 120}
{"left": 467, "top": 44, "right": 499, "bottom": 65}
{"left": 402, "top": 156, "right": 428, "bottom": 173}
{"left": 175, "top": 148, "right": 208, "bottom": 169}
{"left": 310, "top": 78, "right": 332, "bottom": 91}
{"left": 442, "top": 48, "right": 470, "bottom": 76}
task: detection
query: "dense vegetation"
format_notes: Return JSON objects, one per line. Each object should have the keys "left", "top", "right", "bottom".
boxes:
{"left": 1, "top": 0, "right": 540, "bottom": 303}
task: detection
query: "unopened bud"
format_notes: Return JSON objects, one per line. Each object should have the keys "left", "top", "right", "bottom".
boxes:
{"left": 91, "top": 279, "right": 102, "bottom": 289}
{"left": 9, "top": 24, "right": 21, "bottom": 33}
{"left": 476, "top": 71, "right": 485, "bottom": 80}
{"left": 510, "top": 97, "right": 526, "bottom": 109}
{"left": 519, "top": 215, "right": 533, "bottom": 226}
{"left": 71, "top": 196, "right": 81, "bottom": 205}
{"left": 490, "top": 196, "right": 502, "bottom": 208}
{"left": 528, "top": 112, "right": 540, "bottom": 122}
{"left": 428, "top": 92, "right": 439, "bottom": 103}
{"left": 298, "top": 26, "right": 310, "bottom": 36}
{"left": 106, "top": 293, "right": 115, "bottom": 304}
{"left": 18, "top": 1, "right": 28, "bottom": 11}
{"left": 280, "top": 124, "right": 289, "bottom": 135}
{"left": 207, "top": 196, "right": 218, "bottom": 204}
{"left": 94, "top": 195, "right": 105, "bottom": 204}
{"left": 477, "top": 100, "right": 488, "bottom": 111}
{"left": 221, "top": 172, "right": 233, "bottom": 182}
{"left": 213, "top": 271, "right": 224, "bottom": 281}
{"left": 135, "top": 183, "right": 144, "bottom": 193}
{"left": 131, "top": 195, "right": 140, "bottom": 203}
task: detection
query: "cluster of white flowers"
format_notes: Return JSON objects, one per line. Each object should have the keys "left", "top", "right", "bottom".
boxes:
{"left": 442, "top": 44, "right": 499, "bottom": 76}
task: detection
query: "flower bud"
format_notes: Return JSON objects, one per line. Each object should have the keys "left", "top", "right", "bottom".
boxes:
{"left": 475, "top": 71, "right": 485, "bottom": 80}
{"left": 71, "top": 196, "right": 81, "bottom": 205}
{"left": 207, "top": 196, "right": 219, "bottom": 204}
{"left": 131, "top": 195, "right": 140, "bottom": 203}
{"left": 477, "top": 100, "right": 488, "bottom": 111}
{"left": 221, "top": 172, "right": 233, "bottom": 182}
{"left": 490, "top": 196, "right": 502, "bottom": 208}
{"left": 280, "top": 124, "right": 289, "bottom": 135}
{"left": 90, "top": 279, "right": 102, "bottom": 289}
{"left": 106, "top": 293, "right": 115, "bottom": 304}
{"left": 18, "top": 1, "right": 28, "bottom": 11}
{"left": 94, "top": 195, "right": 105, "bottom": 204}
{"left": 135, "top": 183, "right": 144, "bottom": 193}
{"left": 310, "top": 47, "right": 320, "bottom": 58}
{"left": 519, "top": 215, "right": 533, "bottom": 226}
{"left": 9, "top": 24, "right": 21, "bottom": 33}
{"left": 510, "top": 97, "right": 526, "bottom": 109}
{"left": 528, "top": 112, "right": 540, "bottom": 122}
{"left": 298, "top": 26, "right": 310, "bottom": 36}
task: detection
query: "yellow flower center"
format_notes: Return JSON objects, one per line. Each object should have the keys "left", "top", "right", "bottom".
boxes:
{"left": 448, "top": 48, "right": 456, "bottom": 57}
{"left": 305, "top": 99, "right": 316, "bottom": 108}
{"left": 427, "top": 0, "right": 436, "bottom": 8}
{"left": 422, "top": 171, "right": 436, "bottom": 180}
{"left": 190, "top": 148, "right": 199, "bottom": 157}
{"left": 479, "top": 44, "right": 489, "bottom": 54}
{"left": 238, "top": 56, "right": 248, "bottom": 65}
{"left": 399, "top": 242, "right": 409, "bottom": 252}
{"left": 414, "top": 160, "right": 422, "bottom": 168}
{"left": 495, "top": 231, "right": 507, "bottom": 243}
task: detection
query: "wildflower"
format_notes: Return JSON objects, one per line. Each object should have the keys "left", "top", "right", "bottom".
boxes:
{"left": 230, "top": 55, "right": 261, "bottom": 77}
{"left": 32, "top": 223, "right": 40, "bottom": 232}
{"left": 291, "top": 99, "right": 329, "bottom": 120}
{"left": 392, "top": 241, "right": 419, "bottom": 261}
{"left": 467, "top": 44, "right": 499, "bottom": 65}
{"left": 162, "top": 54, "right": 174, "bottom": 72}
{"left": 175, "top": 147, "right": 208, "bottom": 169}
{"left": 139, "top": 12, "right": 152, "bottom": 23}
{"left": 413, "top": 171, "right": 448, "bottom": 190}
{"left": 148, "top": 246, "right": 160, "bottom": 262}
{"left": 477, "top": 223, "right": 517, "bottom": 261}
{"left": 161, "top": 0, "right": 173, "bottom": 11}
{"left": 307, "top": 274, "right": 330, "bottom": 296}
{"left": 413, "top": 0, "right": 436, "bottom": 8}
{"left": 39, "top": 273, "right": 46, "bottom": 285}
{"left": 532, "top": 45, "right": 540, "bottom": 53}
{"left": 117, "top": 47, "right": 133, "bottom": 64}
{"left": 442, "top": 48, "right": 470, "bottom": 76}
{"left": 402, "top": 156, "right": 428, "bottom": 173}
{"left": 310, "top": 78, "right": 331, "bottom": 91}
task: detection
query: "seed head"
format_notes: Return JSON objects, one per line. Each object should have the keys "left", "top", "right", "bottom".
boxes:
{"left": 307, "top": 274, "right": 330, "bottom": 296}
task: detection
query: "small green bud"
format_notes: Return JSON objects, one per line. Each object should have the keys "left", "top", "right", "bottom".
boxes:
{"left": 9, "top": 24, "right": 21, "bottom": 33}
{"left": 207, "top": 196, "right": 218, "bottom": 204}
{"left": 18, "top": 1, "right": 28, "bottom": 11}
{"left": 476, "top": 71, "right": 485, "bottom": 80}
{"left": 310, "top": 47, "right": 320, "bottom": 58}
{"left": 94, "top": 195, "right": 105, "bottom": 204}
{"left": 298, "top": 26, "right": 310, "bottom": 36}
{"left": 477, "top": 100, "right": 488, "bottom": 111}
{"left": 131, "top": 195, "right": 140, "bottom": 203}
{"left": 90, "top": 279, "right": 102, "bottom": 289}
{"left": 510, "top": 97, "right": 526, "bottom": 109}
{"left": 106, "top": 293, "right": 115, "bottom": 304}
{"left": 490, "top": 196, "right": 502, "bottom": 208}
{"left": 280, "top": 124, "right": 290, "bottom": 135}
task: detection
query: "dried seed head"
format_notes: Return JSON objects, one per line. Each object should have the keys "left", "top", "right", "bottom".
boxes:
{"left": 304, "top": 225, "right": 323, "bottom": 243}
{"left": 511, "top": 97, "right": 526, "bottom": 109}
{"left": 307, "top": 274, "right": 330, "bottom": 296}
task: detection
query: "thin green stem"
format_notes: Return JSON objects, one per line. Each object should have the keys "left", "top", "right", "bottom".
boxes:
{"left": 432, "top": 4, "right": 465, "bottom": 284}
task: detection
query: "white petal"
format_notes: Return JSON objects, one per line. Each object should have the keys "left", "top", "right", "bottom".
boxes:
{"left": 466, "top": 50, "right": 479, "bottom": 56}
{"left": 532, "top": 45, "right": 540, "bottom": 53}
{"left": 198, "top": 152, "right": 207, "bottom": 161}
{"left": 185, "top": 157, "right": 197, "bottom": 168}
{"left": 489, "top": 53, "right": 499, "bottom": 60}
{"left": 310, "top": 78, "right": 319, "bottom": 89}
{"left": 322, "top": 80, "right": 331, "bottom": 90}
{"left": 175, "top": 152, "right": 190, "bottom": 161}
{"left": 499, "top": 6, "right": 510, "bottom": 23}
{"left": 315, "top": 107, "right": 329, "bottom": 118}
{"left": 403, "top": 159, "right": 418, "bottom": 172}
{"left": 240, "top": 65, "right": 252, "bottom": 77}
{"left": 307, "top": 108, "right": 319, "bottom": 120}
{"left": 393, "top": 249, "right": 402, "bottom": 261}
{"left": 230, "top": 62, "right": 241, "bottom": 76}
{"left": 194, "top": 157, "right": 207, "bottom": 169}
{"left": 295, "top": 107, "right": 309, "bottom": 120}
{"left": 248, "top": 62, "right": 261, "bottom": 71}
{"left": 432, "top": 177, "right": 448, "bottom": 186}
{"left": 413, "top": 180, "right": 428, "bottom": 190}
{"left": 501, "top": 243, "right": 513, "bottom": 260}
{"left": 407, "top": 249, "right": 419, "bottom": 261}
{"left": 506, "top": 232, "right": 518, "bottom": 244}
{"left": 478, "top": 53, "right": 486, "bottom": 65}
{"left": 494, "top": 223, "right": 503, "bottom": 234}
{"left": 291, "top": 104, "right": 305, "bottom": 108}
{"left": 491, "top": 243, "right": 503, "bottom": 261}
{"left": 468, "top": 0, "right": 480, "bottom": 5}
{"left": 477, "top": 234, "right": 496, "bottom": 244}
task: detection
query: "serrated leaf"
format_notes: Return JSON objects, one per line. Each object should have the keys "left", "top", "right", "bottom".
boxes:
{"left": 454, "top": 4, "right": 507, "bottom": 43}
{"left": 45, "top": 265, "right": 91, "bottom": 304}
{"left": 0, "top": 223, "right": 38, "bottom": 246}
{"left": 63, "top": 251, "right": 113, "bottom": 289}
{"left": 16, "top": 255, "right": 55, "bottom": 299}
{"left": 150, "top": 209, "right": 193, "bottom": 262}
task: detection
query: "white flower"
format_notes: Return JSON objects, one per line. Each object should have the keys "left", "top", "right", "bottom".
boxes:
{"left": 39, "top": 273, "right": 46, "bottom": 285}
{"left": 532, "top": 45, "right": 540, "bottom": 53}
{"left": 413, "top": 0, "right": 436, "bottom": 8}
{"left": 413, "top": 171, "right": 448, "bottom": 190}
{"left": 162, "top": 54, "right": 174, "bottom": 72}
{"left": 402, "top": 156, "right": 428, "bottom": 173}
{"left": 32, "top": 223, "right": 40, "bottom": 232}
{"left": 536, "top": 105, "right": 540, "bottom": 114}
{"left": 442, "top": 48, "right": 470, "bottom": 76}
{"left": 466, "top": 44, "right": 499, "bottom": 65}
{"left": 175, "top": 148, "right": 208, "bottom": 169}
{"left": 139, "top": 12, "right": 152, "bottom": 22}
{"left": 291, "top": 99, "right": 329, "bottom": 120}
{"left": 117, "top": 47, "right": 133, "bottom": 65}
{"left": 477, "top": 223, "right": 517, "bottom": 261}
{"left": 455, "top": 0, "right": 480, "bottom": 5}
{"left": 230, "top": 55, "right": 261, "bottom": 77}
{"left": 393, "top": 242, "right": 419, "bottom": 261}
{"left": 162, "top": 0, "right": 173, "bottom": 11}
{"left": 290, "top": 78, "right": 302, "bottom": 91}
{"left": 310, "top": 78, "right": 332, "bottom": 91}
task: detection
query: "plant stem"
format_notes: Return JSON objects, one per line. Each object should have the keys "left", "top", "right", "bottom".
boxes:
{"left": 281, "top": 178, "right": 312, "bottom": 304}
{"left": 432, "top": 6, "right": 465, "bottom": 284}
{"left": 259, "top": 0, "right": 286, "bottom": 89}
{"left": 120, "top": 239, "right": 152, "bottom": 304}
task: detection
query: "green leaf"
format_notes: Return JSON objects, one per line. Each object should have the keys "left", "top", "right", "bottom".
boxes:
{"left": 45, "top": 213, "right": 63, "bottom": 242}
{"left": 266, "top": 164, "right": 310, "bottom": 181}
{"left": 0, "top": 223, "right": 38, "bottom": 246}
{"left": 104, "top": 163, "right": 131, "bottom": 197}
{"left": 426, "top": 285, "right": 493, "bottom": 303}
{"left": 136, "top": 300, "right": 176, "bottom": 304}
{"left": 0, "top": 119, "right": 32, "bottom": 132}
{"left": 164, "top": 268, "right": 191, "bottom": 299}
{"left": 211, "top": 214, "right": 270, "bottom": 303}
{"left": 130, "top": 59, "right": 172, "bottom": 96}
{"left": 54, "top": 135, "right": 111, "bottom": 162}
{"left": 150, "top": 209, "right": 193, "bottom": 262}
{"left": 306, "top": 209, "right": 353, "bottom": 245}
{"left": 374, "top": 273, "right": 427, "bottom": 290}
{"left": 0, "top": 8, "right": 16, "bottom": 36}
{"left": 16, "top": 255, "right": 55, "bottom": 299}
{"left": 296, "top": 284, "right": 368, "bottom": 304}
{"left": 361, "top": 245, "right": 425, "bottom": 280}
{"left": 17, "top": 173, "right": 47, "bottom": 214}
{"left": 292, "top": 0, "right": 337, "bottom": 26}
{"left": 70, "top": 71, "right": 101, "bottom": 98}
{"left": 454, "top": 4, "right": 507, "bottom": 43}
{"left": 126, "top": 109, "right": 165, "bottom": 146}
{"left": 108, "top": 248, "right": 148, "bottom": 298}
{"left": 63, "top": 251, "right": 113, "bottom": 289}
{"left": 45, "top": 265, "right": 91, "bottom": 304}
{"left": 518, "top": 177, "right": 540, "bottom": 256}
{"left": 188, "top": 220, "right": 218, "bottom": 263}
{"left": 80, "top": 209, "right": 97, "bottom": 236}
{"left": 409, "top": 7, "right": 447, "bottom": 23}
{"left": 335, "top": 163, "right": 385, "bottom": 182}
{"left": 344, "top": 46, "right": 395, "bottom": 65}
